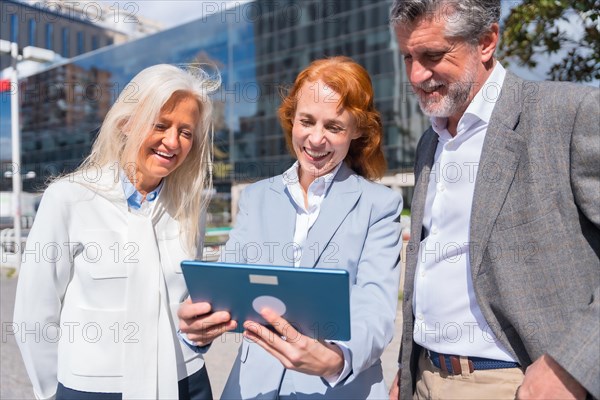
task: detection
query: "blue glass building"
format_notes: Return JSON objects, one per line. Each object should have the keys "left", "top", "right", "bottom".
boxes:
{"left": 5, "top": 0, "right": 428, "bottom": 201}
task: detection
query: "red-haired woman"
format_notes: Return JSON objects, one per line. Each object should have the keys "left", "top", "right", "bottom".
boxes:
{"left": 179, "top": 56, "right": 404, "bottom": 399}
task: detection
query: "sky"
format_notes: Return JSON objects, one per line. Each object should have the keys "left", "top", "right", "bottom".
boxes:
{"left": 99, "top": 0, "right": 251, "bottom": 29}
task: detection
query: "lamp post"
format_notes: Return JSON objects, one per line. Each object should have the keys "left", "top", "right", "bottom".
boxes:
{"left": 1, "top": 40, "right": 56, "bottom": 268}
{"left": 7, "top": 41, "right": 23, "bottom": 268}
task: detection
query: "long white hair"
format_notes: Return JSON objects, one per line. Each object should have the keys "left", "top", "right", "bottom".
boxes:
{"left": 75, "top": 64, "right": 220, "bottom": 254}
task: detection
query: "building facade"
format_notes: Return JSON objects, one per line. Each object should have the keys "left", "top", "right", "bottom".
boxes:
{"left": 0, "top": 0, "right": 163, "bottom": 70}
{"left": 0, "top": 0, "right": 126, "bottom": 70}
{"left": 5, "top": 0, "right": 427, "bottom": 205}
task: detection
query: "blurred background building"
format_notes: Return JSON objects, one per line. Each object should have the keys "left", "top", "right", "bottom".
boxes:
{"left": 1, "top": 0, "right": 427, "bottom": 224}
{"left": 0, "top": 0, "right": 162, "bottom": 70}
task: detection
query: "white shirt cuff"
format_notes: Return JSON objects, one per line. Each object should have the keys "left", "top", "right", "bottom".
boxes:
{"left": 177, "top": 329, "right": 210, "bottom": 354}
{"left": 323, "top": 342, "right": 352, "bottom": 387}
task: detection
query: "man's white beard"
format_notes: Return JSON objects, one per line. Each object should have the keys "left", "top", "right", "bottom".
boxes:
{"left": 416, "top": 59, "right": 479, "bottom": 118}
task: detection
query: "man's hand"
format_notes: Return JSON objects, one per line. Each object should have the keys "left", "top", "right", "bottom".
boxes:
{"left": 177, "top": 298, "right": 237, "bottom": 347}
{"left": 517, "top": 354, "right": 586, "bottom": 400}
{"left": 389, "top": 368, "right": 400, "bottom": 400}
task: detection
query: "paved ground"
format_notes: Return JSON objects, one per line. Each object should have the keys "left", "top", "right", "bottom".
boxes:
{"left": 1, "top": 269, "right": 33, "bottom": 400}
{"left": 1, "top": 269, "right": 402, "bottom": 399}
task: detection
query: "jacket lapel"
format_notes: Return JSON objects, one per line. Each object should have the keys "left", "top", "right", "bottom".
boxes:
{"left": 469, "top": 72, "right": 525, "bottom": 277}
{"left": 266, "top": 177, "right": 297, "bottom": 266}
{"left": 404, "top": 129, "right": 438, "bottom": 300}
{"left": 410, "top": 129, "right": 438, "bottom": 244}
{"left": 300, "top": 163, "right": 361, "bottom": 267}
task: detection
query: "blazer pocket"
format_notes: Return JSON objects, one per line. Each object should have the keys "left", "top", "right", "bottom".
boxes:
{"left": 78, "top": 230, "right": 129, "bottom": 279}
{"left": 67, "top": 307, "right": 125, "bottom": 377}
{"left": 495, "top": 196, "right": 559, "bottom": 232}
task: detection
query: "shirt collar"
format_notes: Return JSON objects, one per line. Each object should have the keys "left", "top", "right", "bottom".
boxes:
{"left": 283, "top": 161, "right": 341, "bottom": 192}
{"left": 282, "top": 161, "right": 342, "bottom": 211}
{"left": 463, "top": 62, "right": 506, "bottom": 124}
{"left": 120, "top": 169, "right": 163, "bottom": 210}
{"left": 431, "top": 62, "right": 506, "bottom": 138}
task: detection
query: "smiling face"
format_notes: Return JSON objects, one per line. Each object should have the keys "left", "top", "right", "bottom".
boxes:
{"left": 395, "top": 16, "right": 495, "bottom": 130}
{"left": 291, "top": 80, "right": 361, "bottom": 189}
{"left": 134, "top": 94, "right": 200, "bottom": 194}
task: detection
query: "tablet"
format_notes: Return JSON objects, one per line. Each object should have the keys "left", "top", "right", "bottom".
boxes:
{"left": 180, "top": 260, "right": 351, "bottom": 341}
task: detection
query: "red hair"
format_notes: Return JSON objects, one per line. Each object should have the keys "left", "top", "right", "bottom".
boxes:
{"left": 278, "top": 56, "right": 386, "bottom": 180}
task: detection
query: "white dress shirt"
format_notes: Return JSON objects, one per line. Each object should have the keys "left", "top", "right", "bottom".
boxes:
{"left": 413, "top": 63, "right": 517, "bottom": 362}
{"left": 281, "top": 161, "right": 352, "bottom": 387}
{"left": 282, "top": 161, "right": 341, "bottom": 266}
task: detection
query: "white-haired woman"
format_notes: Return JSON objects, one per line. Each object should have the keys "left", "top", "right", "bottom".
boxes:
{"left": 14, "top": 64, "right": 221, "bottom": 400}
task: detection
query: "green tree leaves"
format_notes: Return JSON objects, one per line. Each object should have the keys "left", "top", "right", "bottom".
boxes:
{"left": 498, "top": 0, "right": 599, "bottom": 82}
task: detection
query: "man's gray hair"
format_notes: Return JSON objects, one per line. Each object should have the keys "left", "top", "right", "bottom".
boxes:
{"left": 389, "top": 0, "right": 501, "bottom": 44}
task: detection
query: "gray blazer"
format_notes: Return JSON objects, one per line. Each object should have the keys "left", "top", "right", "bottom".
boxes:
{"left": 220, "top": 162, "right": 403, "bottom": 399}
{"left": 399, "top": 72, "right": 600, "bottom": 399}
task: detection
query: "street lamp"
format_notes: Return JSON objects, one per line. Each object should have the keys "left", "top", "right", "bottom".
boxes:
{"left": 0, "top": 39, "right": 56, "bottom": 268}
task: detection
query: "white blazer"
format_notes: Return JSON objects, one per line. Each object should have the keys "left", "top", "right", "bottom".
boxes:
{"left": 13, "top": 168, "right": 204, "bottom": 400}
{"left": 221, "top": 163, "right": 403, "bottom": 399}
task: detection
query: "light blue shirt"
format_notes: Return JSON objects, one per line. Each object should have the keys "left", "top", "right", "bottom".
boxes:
{"left": 120, "top": 170, "right": 163, "bottom": 210}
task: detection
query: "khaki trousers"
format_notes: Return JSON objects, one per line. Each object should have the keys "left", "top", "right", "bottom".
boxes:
{"left": 414, "top": 350, "right": 524, "bottom": 400}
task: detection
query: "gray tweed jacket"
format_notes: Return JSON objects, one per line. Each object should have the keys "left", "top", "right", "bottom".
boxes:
{"left": 399, "top": 71, "right": 600, "bottom": 399}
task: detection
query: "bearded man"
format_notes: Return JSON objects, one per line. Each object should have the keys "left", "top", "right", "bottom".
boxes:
{"left": 388, "top": 1, "right": 599, "bottom": 399}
